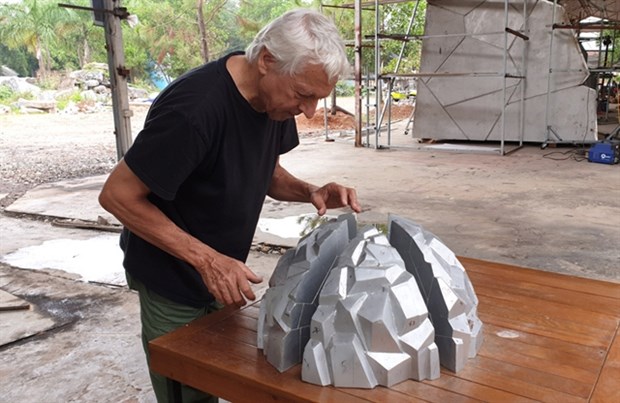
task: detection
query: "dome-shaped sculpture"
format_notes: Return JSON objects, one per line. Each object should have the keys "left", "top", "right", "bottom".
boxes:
{"left": 258, "top": 214, "right": 483, "bottom": 389}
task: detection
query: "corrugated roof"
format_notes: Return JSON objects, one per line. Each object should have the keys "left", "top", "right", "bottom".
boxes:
{"left": 558, "top": 0, "right": 620, "bottom": 23}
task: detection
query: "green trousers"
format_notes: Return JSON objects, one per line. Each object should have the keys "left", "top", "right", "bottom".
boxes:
{"left": 127, "top": 272, "right": 222, "bottom": 403}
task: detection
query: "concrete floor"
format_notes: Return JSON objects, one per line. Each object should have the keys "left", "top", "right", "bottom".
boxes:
{"left": 1, "top": 119, "right": 619, "bottom": 402}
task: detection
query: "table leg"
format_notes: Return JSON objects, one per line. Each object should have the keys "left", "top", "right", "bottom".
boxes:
{"left": 167, "top": 378, "right": 183, "bottom": 403}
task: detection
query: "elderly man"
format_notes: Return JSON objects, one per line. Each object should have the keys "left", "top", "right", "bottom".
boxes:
{"left": 99, "top": 8, "right": 361, "bottom": 403}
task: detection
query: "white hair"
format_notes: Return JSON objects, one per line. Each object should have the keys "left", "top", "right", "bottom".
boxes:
{"left": 245, "top": 9, "right": 350, "bottom": 82}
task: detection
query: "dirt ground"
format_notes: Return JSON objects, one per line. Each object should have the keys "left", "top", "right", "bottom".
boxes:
{"left": 295, "top": 103, "right": 414, "bottom": 132}
{"left": 0, "top": 99, "right": 618, "bottom": 402}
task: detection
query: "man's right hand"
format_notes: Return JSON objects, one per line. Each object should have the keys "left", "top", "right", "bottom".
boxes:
{"left": 195, "top": 251, "right": 263, "bottom": 307}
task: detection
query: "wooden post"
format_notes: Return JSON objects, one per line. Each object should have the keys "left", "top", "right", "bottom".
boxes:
{"left": 103, "top": 0, "right": 132, "bottom": 160}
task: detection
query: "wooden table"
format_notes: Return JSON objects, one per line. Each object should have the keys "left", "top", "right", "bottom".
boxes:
{"left": 150, "top": 257, "right": 620, "bottom": 402}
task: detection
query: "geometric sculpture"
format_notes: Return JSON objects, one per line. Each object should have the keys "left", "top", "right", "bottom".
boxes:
{"left": 257, "top": 214, "right": 356, "bottom": 372}
{"left": 388, "top": 214, "right": 483, "bottom": 372}
{"left": 413, "top": 0, "right": 596, "bottom": 143}
{"left": 301, "top": 227, "right": 440, "bottom": 387}
{"left": 258, "top": 214, "right": 483, "bottom": 388}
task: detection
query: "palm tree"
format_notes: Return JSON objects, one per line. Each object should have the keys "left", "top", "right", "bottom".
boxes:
{"left": 0, "top": 0, "right": 74, "bottom": 78}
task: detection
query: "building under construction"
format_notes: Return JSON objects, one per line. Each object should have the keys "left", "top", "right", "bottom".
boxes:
{"left": 323, "top": 0, "right": 620, "bottom": 154}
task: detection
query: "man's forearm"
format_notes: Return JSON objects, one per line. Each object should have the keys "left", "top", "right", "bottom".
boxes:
{"left": 111, "top": 198, "right": 211, "bottom": 267}
{"left": 268, "top": 161, "right": 318, "bottom": 202}
{"left": 99, "top": 162, "right": 217, "bottom": 270}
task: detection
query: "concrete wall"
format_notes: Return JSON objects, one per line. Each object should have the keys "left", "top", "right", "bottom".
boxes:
{"left": 413, "top": 0, "right": 597, "bottom": 143}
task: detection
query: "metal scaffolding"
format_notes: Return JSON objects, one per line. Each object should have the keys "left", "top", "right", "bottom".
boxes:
{"left": 323, "top": 0, "right": 618, "bottom": 155}
{"left": 324, "top": 0, "right": 530, "bottom": 155}
{"left": 543, "top": 1, "right": 619, "bottom": 146}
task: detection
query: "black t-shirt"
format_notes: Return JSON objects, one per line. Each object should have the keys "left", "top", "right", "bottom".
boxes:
{"left": 120, "top": 52, "right": 299, "bottom": 307}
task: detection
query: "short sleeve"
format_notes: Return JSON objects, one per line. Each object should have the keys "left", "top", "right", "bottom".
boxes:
{"left": 124, "top": 108, "right": 209, "bottom": 200}
{"left": 279, "top": 118, "right": 300, "bottom": 155}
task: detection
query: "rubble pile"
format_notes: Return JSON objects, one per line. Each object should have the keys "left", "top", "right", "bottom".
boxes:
{"left": 0, "top": 63, "right": 151, "bottom": 114}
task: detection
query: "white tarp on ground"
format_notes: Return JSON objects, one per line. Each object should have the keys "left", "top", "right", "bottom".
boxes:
{"left": 413, "top": 0, "right": 597, "bottom": 144}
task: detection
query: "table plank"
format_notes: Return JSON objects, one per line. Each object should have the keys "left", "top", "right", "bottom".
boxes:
{"left": 470, "top": 355, "right": 592, "bottom": 397}
{"left": 419, "top": 373, "right": 539, "bottom": 403}
{"left": 484, "top": 322, "right": 607, "bottom": 364}
{"left": 150, "top": 259, "right": 620, "bottom": 402}
{"left": 450, "top": 365, "right": 586, "bottom": 403}
{"left": 460, "top": 257, "right": 620, "bottom": 300}
{"left": 152, "top": 329, "right": 374, "bottom": 402}
{"left": 470, "top": 278, "right": 620, "bottom": 319}
{"left": 590, "top": 325, "right": 620, "bottom": 402}
{"left": 476, "top": 295, "right": 615, "bottom": 349}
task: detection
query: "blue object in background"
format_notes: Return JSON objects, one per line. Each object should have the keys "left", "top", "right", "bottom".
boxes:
{"left": 588, "top": 142, "right": 619, "bottom": 164}
{"left": 147, "top": 60, "right": 172, "bottom": 91}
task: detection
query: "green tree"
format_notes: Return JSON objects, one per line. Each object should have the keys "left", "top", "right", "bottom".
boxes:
{"left": 312, "top": 1, "right": 426, "bottom": 77}
{"left": 381, "top": 1, "right": 426, "bottom": 74}
{"left": 60, "top": 7, "right": 107, "bottom": 70}
{"left": 197, "top": 0, "right": 230, "bottom": 62}
{"left": 0, "top": 0, "right": 428, "bottom": 89}
{"left": 0, "top": 0, "right": 75, "bottom": 78}
{"left": 599, "top": 30, "right": 619, "bottom": 68}
{"left": 236, "top": 0, "right": 307, "bottom": 45}
{"left": 0, "top": 44, "right": 38, "bottom": 76}
{"left": 122, "top": 0, "right": 238, "bottom": 81}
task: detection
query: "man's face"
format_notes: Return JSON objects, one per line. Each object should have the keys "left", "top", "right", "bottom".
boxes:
{"left": 257, "top": 57, "right": 335, "bottom": 121}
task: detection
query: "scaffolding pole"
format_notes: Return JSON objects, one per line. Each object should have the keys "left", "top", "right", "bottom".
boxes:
{"left": 354, "top": 0, "right": 363, "bottom": 147}
{"left": 342, "top": 0, "right": 533, "bottom": 152}
{"left": 544, "top": 0, "right": 560, "bottom": 146}
{"left": 500, "top": 0, "right": 528, "bottom": 155}
{"left": 374, "top": 0, "right": 381, "bottom": 149}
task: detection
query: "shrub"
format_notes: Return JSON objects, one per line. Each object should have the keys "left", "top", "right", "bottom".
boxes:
{"left": 0, "top": 85, "right": 34, "bottom": 105}
{"left": 335, "top": 80, "right": 355, "bottom": 97}
{"left": 0, "top": 85, "right": 14, "bottom": 102}
{"left": 55, "top": 90, "right": 83, "bottom": 110}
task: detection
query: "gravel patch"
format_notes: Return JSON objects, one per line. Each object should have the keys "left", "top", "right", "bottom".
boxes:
{"left": 0, "top": 98, "right": 407, "bottom": 209}
{"left": 0, "top": 108, "right": 149, "bottom": 208}
{"left": 0, "top": 102, "right": 354, "bottom": 209}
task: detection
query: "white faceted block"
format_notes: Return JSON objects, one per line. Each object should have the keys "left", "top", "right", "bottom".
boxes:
{"left": 309, "top": 305, "right": 336, "bottom": 347}
{"left": 366, "top": 352, "right": 412, "bottom": 387}
{"left": 414, "top": 1, "right": 596, "bottom": 143}
{"left": 302, "top": 339, "right": 332, "bottom": 386}
{"left": 399, "top": 318, "right": 438, "bottom": 381}
{"left": 329, "top": 334, "right": 378, "bottom": 388}
{"left": 427, "top": 344, "right": 441, "bottom": 380}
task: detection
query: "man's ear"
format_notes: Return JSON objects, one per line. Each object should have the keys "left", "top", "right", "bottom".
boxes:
{"left": 257, "top": 48, "right": 277, "bottom": 75}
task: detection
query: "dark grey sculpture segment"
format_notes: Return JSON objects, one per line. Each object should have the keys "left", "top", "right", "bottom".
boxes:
{"left": 388, "top": 214, "right": 483, "bottom": 372}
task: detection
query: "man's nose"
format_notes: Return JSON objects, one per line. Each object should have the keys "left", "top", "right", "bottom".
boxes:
{"left": 300, "top": 98, "right": 319, "bottom": 119}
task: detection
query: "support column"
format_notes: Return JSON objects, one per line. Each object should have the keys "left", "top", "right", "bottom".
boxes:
{"left": 103, "top": 0, "right": 133, "bottom": 160}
